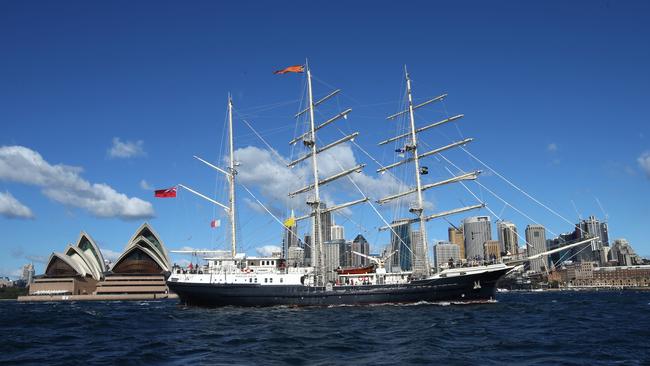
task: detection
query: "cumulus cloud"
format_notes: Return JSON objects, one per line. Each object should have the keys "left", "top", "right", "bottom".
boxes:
{"left": 0, "top": 191, "right": 34, "bottom": 219}
{"left": 108, "top": 137, "right": 145, "bottom": 159}
{"left": 638, "top": 151, "right": 650, "bottom": 178}
{"left": 0, "top": 145, "right": 154, "bottom": 220}
{"left": 232, "top": 143, "right": 409, "bottom": 216}
{"left": 139, "top": 179, "right": 153, "bottom": 190}
{"left": 547, "top": 143, "right": 558, "bottom": 152}
{"left": 256, "top": 245, "right": 282, "bottom": 257}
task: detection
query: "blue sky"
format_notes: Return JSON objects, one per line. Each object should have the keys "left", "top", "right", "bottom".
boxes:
{"left": 1, "top": 1, "right": 649, "bottom": 277}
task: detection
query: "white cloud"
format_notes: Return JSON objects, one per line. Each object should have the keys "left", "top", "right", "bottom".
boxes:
{"left": 256, "top": 245, "right": 282, "bottom": 257}
{"left": 108, "top": 137, "right": 145, "bottom": 159}
{"left": 140, "top": 179, "right": 153, "bottom": 190}
{"left": 232, "top": 144, "right": 411, "bottom": 216}
{"left": 638, "top": 151, "right": 650, "bottom": 178}
{"left": 0, "top": 145, "right": 154, "bottom": 220}
{"left": 0, "top": 191, "right": 34, "bottom": 219}
{"left": 100, "top": 248, "right": 122, "bottom": 263}
{"left": 547, "top": 143, "right": 558, "bottom": 152}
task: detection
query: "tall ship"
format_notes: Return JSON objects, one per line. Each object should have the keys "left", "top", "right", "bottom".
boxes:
{"left": 166, "top": 64, "right": 588, "bottom": 307}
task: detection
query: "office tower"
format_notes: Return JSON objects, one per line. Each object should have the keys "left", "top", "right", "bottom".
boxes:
{"left": 351, "top": 234, "right": 370, "bottom": 266}
{"left": 433, "top": 241, "right": 461, "bottom": 271}
{"left": 303, "top": 235, "right": 312, "bottom": 267}
{"left": 282, "top": 212, "right": 299, "bottom": 259}
{"left": 448, "top": 226, "right": 465, "bottom": 259}
{"left": 331, "top": 225, "right": 345, "bottom": 241}
{"left": 323, "top": 240, "right": 340, "bottom": 282}
{"left": 410, "top": 230, "right": 427, "bottom": 274}
{"left": 610, "top": 239, "right": 640, "bottom": 266}
{"left": 497, "top": 221, "right": 518, "bottom": 256}
{"left": 577, "top": 215, "right": 609, "bottom": 264}
{"left": 319, "top": 203, "right": 333, "bottom": 242}
{"left": 390, "top": 221, "right": 412, "bottom": 271}
{"left": 21, "top": 263, "right": 35, "bottom": 284}
{"left": 525, "top": 224, "right": 547, "bottom": 273}
{"left": 463, "top": 216, "right": 492, "bottom": 260}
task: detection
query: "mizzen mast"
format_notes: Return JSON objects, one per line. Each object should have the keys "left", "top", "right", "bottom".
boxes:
{"left": 378, "top": 67, "right": 483, "bottom": 277}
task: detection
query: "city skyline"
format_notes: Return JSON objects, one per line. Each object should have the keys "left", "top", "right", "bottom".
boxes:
{"left": 2, "top": 1, "right": 650, "bottom": 278}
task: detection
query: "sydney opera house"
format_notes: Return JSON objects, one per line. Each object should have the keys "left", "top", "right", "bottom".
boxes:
{"left": 19, "top": 223, "right": 175, "bottom": 301}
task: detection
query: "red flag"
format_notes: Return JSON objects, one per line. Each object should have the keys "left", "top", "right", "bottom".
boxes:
{"left": 210, "top": 219, "right": 221, "bottom": 228}
{"left": 273, "top": 65, "right": 304, "bottom": 74}
{"left": 154, "top": 186, "right": 177, "bottom": 198}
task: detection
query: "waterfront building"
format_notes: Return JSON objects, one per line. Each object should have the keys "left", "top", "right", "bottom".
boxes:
{"left": 525, "top": 225, "right": 547, "bottom": 273}
{"left": 433, "top": 241, "right": 461, "bottom": 271}
{"left": 447, "top": 226, "right": 465, "bottom": 259}
{"left": 463, "top": 216, "right": 492, "bottom": 261}
{"left": 351, "top": 234, "right": 370, "bottom": 267}
{"left": 25, "top": 223, "right": 172, "bottom": 300}
{"left": 497, "top": 221, "right": 518, "bottom": 256}
{"left": 390, "top": 221, "right": 412, "bottom": 271}
{"left": 483, "top": 240, "right": 501, "bottom": 261}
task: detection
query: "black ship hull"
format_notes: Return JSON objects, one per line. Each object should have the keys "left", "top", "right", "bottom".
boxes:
{"left": 167, "top": 267, "right": 512, "bottom": 307}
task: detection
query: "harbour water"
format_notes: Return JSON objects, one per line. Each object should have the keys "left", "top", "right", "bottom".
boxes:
{"left": 2, "top": 291, "right": 649, "bottom": 365}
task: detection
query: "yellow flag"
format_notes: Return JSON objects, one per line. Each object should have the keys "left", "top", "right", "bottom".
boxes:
{"left": 284, "top": 217, "right": 296, "bottom": 227}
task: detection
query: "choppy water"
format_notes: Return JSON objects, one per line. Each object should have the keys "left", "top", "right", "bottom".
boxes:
{"left": 1, "top": 291, "right": 650, "bottom": 365}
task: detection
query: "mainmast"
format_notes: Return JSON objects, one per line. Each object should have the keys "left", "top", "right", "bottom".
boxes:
{"left": 227, "top": 95, "right": 237, "bottom": 258}
{"left": 404, "top": 67, "right": 429, "bottom": 277}
{"left": 377, "top": 67, "right": 484, "bottom": 277}
{"left": 288, "top": 62, "right": 368, "bottom": 286}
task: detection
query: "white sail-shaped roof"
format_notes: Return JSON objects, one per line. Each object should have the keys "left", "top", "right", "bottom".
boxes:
{"left": 111, "top": 240, "right": 170, "bottom": 274}
{"left": 75, "top": 232, "right": 106, "bottom": 279}
{"left": 124, "top": 223, "right": 171, "bottom": 270}
{"left": 45, "top": 252, "right": 89, "bottom": 278}
{"left": 64, "top": 245, "right": 101, "bottom": 281}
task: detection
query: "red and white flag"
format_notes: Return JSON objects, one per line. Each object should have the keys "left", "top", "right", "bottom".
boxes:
{"left": 154, "top": 186, "right": 177, "bottom": 198}
{"left": 273, "top": 65, "right": 304, "bottom": 74}
{"left": 210, "top": 219, "right": 221, "bottom": 228}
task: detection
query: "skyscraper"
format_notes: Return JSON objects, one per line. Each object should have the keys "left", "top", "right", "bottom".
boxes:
{"left": 323, "top": 240, "right": 340, "bottom": 282}
{"left": 463, "top": 216, "right": 492, "bottom": 261}
{"left": 390, "top": 221, "right": 412, "bottom": 271}
{"left": 577, "top": 215, "right": 609, "bottom": 264}
{"left": 282, "top": 211, "right": 299, "bottom": 259}
{"left": 433, "top": 241, "right": 461, "bottom": 271}
{"left": 303, "top": 234, "right": 312, "bottom": 267}
{"left": 497, "top": 221, "right": 518, "bottom": 256}
{"left": 351, "top": 234, "right": 370, "bottom": 266}
{"left": 525, "top": 224, "right": 547, "bottom": 273}
{"left": 21, "top": 263, "right": 34, "bottom": 284}
{"left": 331, "top": 225, "right": 345, "bottom": 241}
{"left": 448, "top": 226, "right": 465, "bottom": 259}
{"left": 319, "top": 203, "right": 333, "bottom": 242}
{"left": 410, "top": 230, "right": 427, "bottom": 274}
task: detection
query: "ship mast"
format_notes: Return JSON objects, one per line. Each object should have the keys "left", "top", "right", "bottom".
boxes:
{"left": 404, "top": 67, "right": 430, "bottom": 277}
{"left": 377, "top": 67, "right": 485, "bottom": 277}
{"left": 306, "top": 66, "right": 325, "bottom": 286}
{"left": 227, "top": 94, "right": 237, "bottom": 258}
{"left": 178, "top": 94, "right": 239, "bottom": 258}
{"left": 288, "top": 62, "right": 368, "bottom": 286}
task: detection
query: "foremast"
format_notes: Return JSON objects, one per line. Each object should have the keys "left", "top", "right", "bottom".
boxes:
{"left": 378, "top": 67, "right": 485, "bottom": 277}
{"left": 178, "top": 95, "right": 239, "bottom": 258}
{"left": 288, "top": 63, "right": 368, "bottom": 286}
